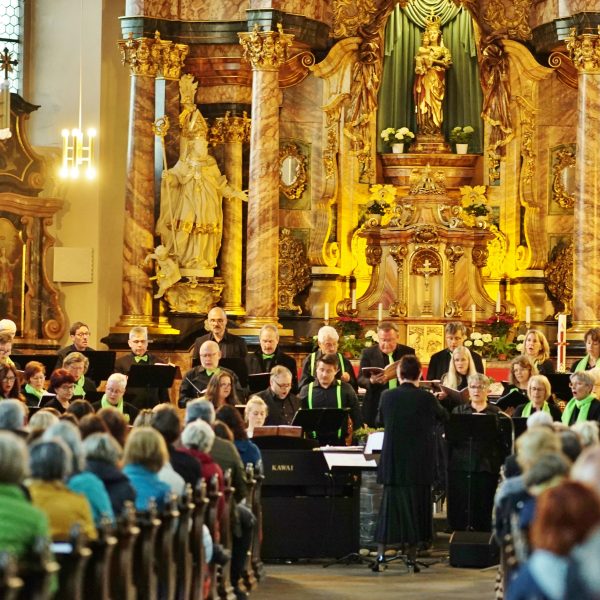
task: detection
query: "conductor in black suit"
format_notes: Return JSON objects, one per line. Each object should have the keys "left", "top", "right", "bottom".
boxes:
{"left": 358, "top": 321, "right": 414, "bottom": 427}
{"left": 114, "top": 326, "right": 170, "bottom": 409}
{"left": 427, "top": 322, "right": 484, "bottom": 381}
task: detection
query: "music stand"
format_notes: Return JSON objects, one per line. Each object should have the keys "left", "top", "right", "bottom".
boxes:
{"left": 445, "top": 414, "right": 498, "bottom": 531}
{"left": 512, "top": 417, "right": 528, "bottom": 439}
{"left": 127, "top": 364, "right": 177, "bottom": 389}
{"left": 248, "top": 373, "right": 270, "bottom": 394}
{"left": 291, "top": 408, "right": 349, "bottom": 445}
{"left": 495, "top": 389, "right": 527, "bottom": 412}
{"left": 14, "top": 354, "right": 57, "bottom": 377}
{"left": 219, "top": 357, "right": 249, "bottom": 389}
{"left": 547, "top": 373, "right": 572, "bottom": 402}
{"left": 83, "top": 351, "right": 116, "bottom": 385}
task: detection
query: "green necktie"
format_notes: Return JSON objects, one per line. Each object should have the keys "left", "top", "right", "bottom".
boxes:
{"left": 262, "top": 354, "right": 275, "bottom": 360}
{"left": 134, "top": 355, "right": 148, "bottom": 363}
{"left": 388, "top": 353, "right": 397, "bottom": 389}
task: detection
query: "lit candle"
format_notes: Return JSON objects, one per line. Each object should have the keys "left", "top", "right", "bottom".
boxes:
{"left": 324, "top": 302, "right": 329, "bottom": 323}
{"left": 525, "top": 306, "right": 531, "bottom": 327}
{"left": 378, "top": 302, "right": 383, "bottom": 322}
{"left": 351, "top": 289, "right": 356, "bottom": 310}
{"left": 471, "top": 304, "right": 476, "bottom": 328}
{"left": 557, "top": 314, "right": 567, "bottom": 373}
{"left": 496, "top": 291, "right": 501, "bottom": 313}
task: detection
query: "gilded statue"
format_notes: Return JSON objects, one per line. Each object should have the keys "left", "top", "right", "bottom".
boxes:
{"left": 156, "top": 75, "right": 246, "bottom": 277}
{"left": 413, "top": 15, "right": 452, "bottom": 137}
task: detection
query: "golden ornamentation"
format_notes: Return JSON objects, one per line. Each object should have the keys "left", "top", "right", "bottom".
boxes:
{"left": 389, "top": 244, "right": 409, "bottom": 318}
{"left": 209, "top": 111, "right": 251, "bottom": 145}
{"left": 238, "top": 24, "right": 294, "bottom": 72}
{"left": 411, "top": 248, "right": 442, "bottom": 316}
{"left": 545, "top": 240, "right": 573, "bottom": 314}
{"left": 332, "top": 0, "right": 381, "bottom": 39}
{"left": 412, "top": 225, "right": 439, "bottom": 245}
{"left": 365, "top": 244, "right": 382, "bottom": 266}
{"left": 444, "top": 244, "right": 464, "bottom": 273}
{"left": 515, "top": 94, "right": 536, "bottom": 187}
{"left": 472, "top": 245, "right": 489, "bottom": 269}
{"left": 548, "top": 52, "right": 578, "bottom": 89}
{"left": 118, "top": 31, "right": 189, "bottom": 79}
{"left": 409, "top": 165, "right": 446, "bottom": 195}
{"left": 388, "top": 203, "right": 416, "bottom": 228}
{"left": 279, "top": 142, "right": 308, "bottom": 201}
{"left": 552, "top": 147, "right": 576, "bottom": 210}
{"left": 163, "top": 279, "right": 224, "bottom": 314}
{"left": 566, "top": 27, "right": 600, "bottom": 73}
{"left": 484, "top": 0, "right": 532, "bottom": 41}
{"left": 483, "top": 225, "right": 508, "bottom": 279}
{"left": 443, "top": 244, "right": 464, "bottom": 318}
{"left": 278, "top": 229, "right": 311, "bottom": 313}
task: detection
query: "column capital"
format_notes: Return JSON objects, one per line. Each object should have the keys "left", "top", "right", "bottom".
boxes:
{"left": 118, "top": 31, "right": 189, "bottom": 79}
{"left": 566, "top": 27, "right": 600, "bottom": 73}
{"left": 238, "top": 24, "right": 294, "bottom": 71}
{"left": 210, "top": 112, "right": 251, "bottom": 145}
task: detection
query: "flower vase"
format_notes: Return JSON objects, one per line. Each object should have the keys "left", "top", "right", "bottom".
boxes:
{"left": 391, "top": 143, "right": 404, "bottom": 154}
{"left": 456, "top": 143, "right": 468, "bottom": 155}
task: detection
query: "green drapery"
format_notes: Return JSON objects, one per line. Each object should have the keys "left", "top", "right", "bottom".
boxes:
{"left": 377, "top": 6, "right": 483, "bottom": 153}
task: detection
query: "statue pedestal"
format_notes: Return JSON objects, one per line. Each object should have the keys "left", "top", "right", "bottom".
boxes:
{"left": 163, "top": 279, "right": 224, "bottom": 314}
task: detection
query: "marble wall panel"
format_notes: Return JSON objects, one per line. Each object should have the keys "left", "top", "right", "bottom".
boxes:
{"left": 530, "top": 0, "right": 600, "bottom": 29}
{"left": 125, "top": 0, "right": 177, "bottom": 19}
{"left": 197, "top": 85, "right": 253, "bottom": 105}
{"left": 180, "top": 0, "right": 247, "bottom": 21}
{"left": 249, "top": 0, "right": 331, "bottom": 24}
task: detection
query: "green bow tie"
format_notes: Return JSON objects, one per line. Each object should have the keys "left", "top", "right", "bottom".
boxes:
{"left": 262, "top": 354, "right": 275, "bottom": 360}
{"left": 134, "top": 355, "right": 148, "bottom": 363}
{"left": 206, "top": 368, "right": 220, "bottom": 377}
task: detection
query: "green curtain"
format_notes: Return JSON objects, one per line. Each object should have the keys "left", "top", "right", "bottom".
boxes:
{"left": 377, "top": 6, "right": 483, "bottom": 153}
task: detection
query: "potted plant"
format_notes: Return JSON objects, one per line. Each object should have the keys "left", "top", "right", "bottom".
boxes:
{"left": 365, "top": 184, "right": 395, "bottom": 225}
{"left": 459, "top": 185, "right": 490, "bottom": 228}
{"left": 380, "top": 126, "right": 415, "bottom": 153}
{"left": 449, "top": 125, "right": 475, "bottom": 154}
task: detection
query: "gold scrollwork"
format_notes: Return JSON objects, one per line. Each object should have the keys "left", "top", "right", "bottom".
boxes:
{"left": 566, "top": 27, "right": 600, "bottom": 73}
{"left": 544, "top": 240, "right": 573, "bottom": 314}
{"left": 365, "top": 244, "right": 382, "bottom": 266}
{"left": 472, "top": 245, "right": 489, "bottom": 269}
{"left": 484, "top": 0, "right": 532, "bottom": 41}
{"left": 444, "top": 244, "right": 464, "bottom": 273}
{"left": 412, "top": 225, "right": 439, "bottom": 245}
{"left": 279, "top": 142, "right": 308, "bottom": 201}
{"left": 552, "top": 147, "right": 576, "bottom": 209}
{"left": 278, "top": 229, "right": 311, "bottom": 313}
{"left": 209, "top": 111, "right": 251, "bottom": 146}
{"left": 238, "top": 24, "right": 293, "bottom": 72}
{"left": 408, "top": 166, "right": 446, "bottom": 195}
{"left": 390, "top": 244, "right": 408, "bottom": 267}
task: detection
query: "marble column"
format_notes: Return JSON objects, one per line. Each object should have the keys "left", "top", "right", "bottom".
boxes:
{"left": 239, "top": 25, "right": 293, "bottom": 328}
{"left": 566, "top": 30, "right": 600, "bottom": 335}
{"left": 211, "top": 113, "right": 251, "bottom": 315}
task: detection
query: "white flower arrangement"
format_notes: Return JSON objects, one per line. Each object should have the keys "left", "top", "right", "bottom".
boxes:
{"left": 380, "top": 126, "right": 415, "bottom": 145}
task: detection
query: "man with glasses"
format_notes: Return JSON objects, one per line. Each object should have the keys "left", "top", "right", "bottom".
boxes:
{"left": 179, "top": 340, "right": 241, "bottom": 407}
{"left": 256, "top": 365, "right": 300, "bottom": 425}
{"left": 56, "top": 321, "right": 95, "bottom": 367}
{"left": 191, "top": 307, "right": 247, "bottom": 367}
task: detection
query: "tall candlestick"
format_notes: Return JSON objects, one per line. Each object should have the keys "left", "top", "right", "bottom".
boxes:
{"left": 351, "top": 289, "right": 356, "bottom": 310}
{"left": 525, "top": 306, "right": 531, "bottom": 327}
{"left": 324, "top": 302, "right": 329, "bottom": 323}
{"left": 378, "top": 302, "right": 383, "bottom": 322}
{"left": 471, "top": 304, "right": 476, "bottom": 328}
{"left": 495, "top": 291, "right": 501, "bottom": 313}
{"left": 557, "top": 314, "right": 567, "bottom": 373}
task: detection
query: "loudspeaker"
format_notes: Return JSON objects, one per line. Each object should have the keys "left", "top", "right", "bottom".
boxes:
{"left": 449, "top": 531, "right": 499, "bottom": 568}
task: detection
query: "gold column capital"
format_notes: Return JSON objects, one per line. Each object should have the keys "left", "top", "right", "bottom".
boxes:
{"left": 238, "top": 24, "right": 293, "bottom": 71}
{"left": 118, "top": 31, "right": 189, "bottom": 79}
{"left": 566, "top": 27, "right": 600, "bottom": 73}
{"left": 209, "top": 112, "right": 251, "bottom": 145}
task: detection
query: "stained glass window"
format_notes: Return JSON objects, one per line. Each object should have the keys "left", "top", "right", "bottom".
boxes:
{"left": 0, "top": 0, "right": 23, "bottom": 92}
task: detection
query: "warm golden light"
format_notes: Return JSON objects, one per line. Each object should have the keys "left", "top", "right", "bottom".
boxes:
{"left": 59, "top": 127, "right": 97, "bottom": 180}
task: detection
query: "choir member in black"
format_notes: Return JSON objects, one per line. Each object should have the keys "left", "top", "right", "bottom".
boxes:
{"left": 59, "top": 352, "right": 97, "bottom": 399}
{"left": 191, "top": 307, "right": 247, "bottom": 367}
{"left": 256, "top": 365, "right": 300, "bottom": 426}
{"left": 42, "top": 369, "right": 76, "bottom": 414}
{"left": 247, "top": 323, "right": 299, "bottom": 393}
{"left": 357, "top": 321, "right": 414, "bottom": 427}
{"left": 571, "top": 327, "right": 600, "bottom": 372}
{"left": 561, "top": 371, "right": 600, "bottom": 426}
{"left": 372, "top": 355, "right": 447, "bottom": 572}
{"left": 514, "top": 375, "right": 562, "bottom": 421}
{"left": 55, "top": 321, "right": 95, "bottom": 368}
{"left": 447, "top": 373, "right": 511, "bottom": 532}
{"left": 91, "top": 373, "right": 139, "bottom": 424}
{"left": 507, "top": 355, "right": 537, "bottom": 394}
{"left": 298, "top": 325, "right": 358, "bottom": 391}
{"left": 427, "top": 322, "right": 484, "bottom": 381}
{"left": 114, "top": 326, "right": 170, "bottom": 409}
{"left": 0, "top": 363, "right": 21, "bottom": 400}
{"left": 522, "top": 329, "right": 554, "bottom": 376}
{"left": 22, "top": 361, "right": 49, "bottom": 407}
{"left": 298, "top": 353, "right": 362, "bottom": 444}
{"left": 244, "top": 396, "right": 268, "bottom": 438}
{"left": 437, "top": 346, "right": 477, "bottom": 410}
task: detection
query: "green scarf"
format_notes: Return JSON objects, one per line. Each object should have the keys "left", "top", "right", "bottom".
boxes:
{"left": 101, "top": 394, "right": 130, "bottom": 423}
{"left": 520, "top": 401, "right": 551, "bottom": 418}
{"left": 574, "top": 355, "right": 596, "bottom": 372}
{"left": 387, "top": 353, "right": 397, "bottom": 390}
{"left": 74, "top": 375, "right": 86, "bottom": 397}
{"left": 562, "top": 393, "right": 595, "bottom": 425}
{"left": 24, "top": 383, "right": 45, "bottom": 401}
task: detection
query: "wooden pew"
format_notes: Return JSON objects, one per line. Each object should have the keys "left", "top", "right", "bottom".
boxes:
{"left": 54, "top": 525, "right": 93, "bottom": 600}
{"left": 0, "top": 552, "right": 23, "bottom": 600}
{"left": 155, "top": 494, "right": 180, "bottom": 600}
{"left": 133, "top": 500, "right": 161, "bottom": 600}
{"left": 18, "top": 536, "right": 60, "bottom": 600}
{"left": 187, "top": 480, "right": 208, "bottom": 600}
{"left": 110, "top": 502, "right": 140, "bottom": 600}
{"left": 241, "top": 464, "right": 257, "bottom": 592}
{"left": 216, "top": 470, "right": 236, "bottom": 600}
{"left": 83, "top": 516, "right": 117, "bottom": 600}
{"left": 205, "top": 474, "right": 222, "bottom": 600}
{"left": 249, "top": 462, "right": 265, "bottom": 583}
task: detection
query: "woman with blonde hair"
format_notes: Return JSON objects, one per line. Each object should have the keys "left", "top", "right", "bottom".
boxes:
{"left": 522, "top": 329, "right": 554, "bottom": 376}
{"left": 514, "top": 375, "right": 562, "bottom": 421}
{"left": 244, "top": 395, "right": 268, "bottom": 438}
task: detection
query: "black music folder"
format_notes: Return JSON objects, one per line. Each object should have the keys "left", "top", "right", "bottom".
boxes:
{"left": 547, "top": 373, "right": 572, "bottom": 402}
{"left": 83, "top": 351, "right": 116, "bottom": 384}
{"left": 15, "top": 354, "right": 58, "bottom": 377}
{"left": 292, "top": 408, "right": 349, "bottom": 443}
{"left": 248, "top": 372, "right": 270, "bottom": 394}
{"left": 219, "top": 357, "right": 249, "bottom": 388}
{"left": 127, "top": 363, "right": 177, "bottom": 389}
{"left": 496, "top": 389, "right": 527, "bottom": 412}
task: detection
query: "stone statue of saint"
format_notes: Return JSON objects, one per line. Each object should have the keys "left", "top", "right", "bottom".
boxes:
{"left": 156, "top": 75, "right": 246, "bottom": 277}
{"left": 413, "top": 15, "right": 452, "bottom": 137}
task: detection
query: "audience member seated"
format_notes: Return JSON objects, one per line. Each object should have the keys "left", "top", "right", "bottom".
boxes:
{"left": 299, "top": 325, "right": 358, "bottom": 392}
{"left": 0, "top": 362, "right": 22, "bottom": 400}
{"left": 0, "top": 399, "right": 27, "bottom": 437}
{"left": 22, "top": 361, "right": 51, "bottom": 407}
{"left": 114, "top": 326, "right": 170, "bottom": 408}
{"left": 27, "top": 439, "right": 97, "bottom": 540}
{"left": 42, "top": 420, "right": 114, "bottom": 525}
{"left": 436, "top": 346, "right": 477, "bottom": 410}
{"left": 427, "top": 321, "right": 484, "bottom": 380}
{"left": 59, "top": 352, "right": 97, "bottom": 400}
{"left": 123, "top": 426, "right": 172, "bottom": 511}
{"left": 216, "top": 404, "right": 262, "bottom": 468}
{"left": 82, "top": 432, "right": 136, "bottom": 516}
{"left": 43, "top": 369, "right": 76, "bottom": 414}
{"left": 571, "top": 327, "right": 600, "bottom": 372}
{"left": 247, "top": 324, "right": 298, "bottom": 393}
{"left": 204, "top": 370, "right": 240, "bottom": 409}
{"left": 514, "top": 375, "right": 562, "bottom": 421}
{"left": 191, "top": 307, "right": 248, "bottom": 367}
{"left": 358, "top": 321, "right": 414, "bottom": 426}
{"left": 151, "top": 403, "right": 202, "bottom": 488}
{"left": 28, "top": 409, "right": 59, "bottom": 434}
{"left": 257, "top": 366, "right": 299, "bottom": 426}
{"left": 244, "top": 395, "right": 267, "bottom": 438}
{"left": 56, "top": 321, "right": 95, "bottom": 367}
{"left": 92, "top": 372, "right": 139, "bottom": 423}
{"left": 562, "top": 371, "right": 600, "bottom": 425}
{"left": 571, "top": 420, "right": 600, "bottom": 449}
{"left": 0, "top": 332, "right": 16, "bottom": 368}
{"left": 522, "top": 329, "right": 555, "bottom": 376}
{"left": 66, "top": 399, "right": 95, "bottom": 421}
{"left": 179, "top": 340, "right": 241, "bottom": 407}
{"left": 298, "top": 353, "right": 363, "bottom": 443}
{"left": 78, "top": 413, "right": 108, "bottom": 439}
{"left": 0, "top": 432, "right": 51, "bottom": 560}
{"left": 97, "top": 406, "right": 129, "bottom": 448}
